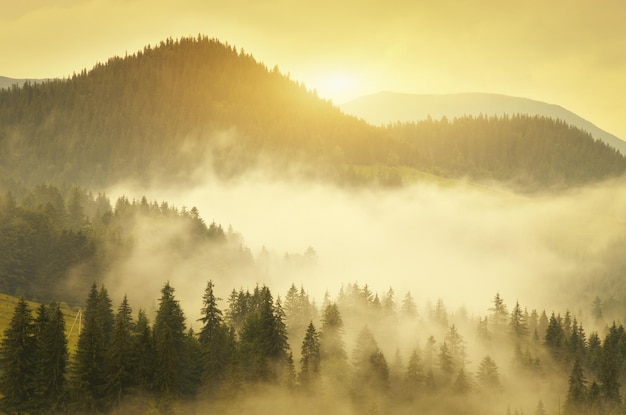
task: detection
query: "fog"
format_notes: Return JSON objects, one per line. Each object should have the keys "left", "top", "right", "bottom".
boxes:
{"left": 95, "top": 167, "right": 626, "bottom": 414}
{"left": 106, "top": 168, "right": 626, "bottom": 319}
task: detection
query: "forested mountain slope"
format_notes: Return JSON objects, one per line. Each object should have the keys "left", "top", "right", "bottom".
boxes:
{"left": 0, "top": 36, "right": 624, "bottom": 191}
{"left": 341, "top": 92, "right": 626, "bottom": 156}
{"left": 0, "top": 185, "right": 253, "bottom": 304}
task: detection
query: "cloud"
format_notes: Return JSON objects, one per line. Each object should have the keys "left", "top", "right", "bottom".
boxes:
{"left": 106, "top": 163, "right": 626, "bottom": 322}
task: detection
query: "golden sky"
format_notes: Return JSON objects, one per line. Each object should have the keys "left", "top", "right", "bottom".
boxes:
{"left": 2, "top": 0, "right": 625, "bottom": 139}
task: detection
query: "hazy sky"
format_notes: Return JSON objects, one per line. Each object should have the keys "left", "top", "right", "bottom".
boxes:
{"left": 2, "top": 0, "right": 625, "bottom": 138}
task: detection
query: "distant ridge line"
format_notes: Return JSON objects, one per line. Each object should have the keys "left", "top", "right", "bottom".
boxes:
{"left": 341, "top": 92, "right": 626, "bottom": 156}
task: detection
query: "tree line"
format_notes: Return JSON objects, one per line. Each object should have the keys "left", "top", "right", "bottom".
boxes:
{"left": 1, "top": 36, "right": 624, "bottom": 192}
{"left": 1, "top": 282, "right": 626, "bottom": 414}
{"left": 0, "top": 185, "right": 252, "bottom": 304}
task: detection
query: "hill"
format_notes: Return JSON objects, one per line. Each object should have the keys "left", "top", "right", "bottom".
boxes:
{"left": 0, "top": 76, "right": 51, "bottom": 91}
{"left": 341, "top": 92, "right": 626, "bottom": 156}
{"left": 0, "top": 36, "right": 624, "bottom": 192}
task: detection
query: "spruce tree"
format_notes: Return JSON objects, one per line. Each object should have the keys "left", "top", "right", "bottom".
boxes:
{"left": 489, "top": 293, "right": 508, "bottom": 334}
{"left": 34, "top": 302, "right": 68, "bottom": 412}
{"left": 299, "top": 322, "right": 321, "bottom": 387}
{"left": 153, "top": 282, "right": 188, "bottom": 399}
{"left": 352, "top": 326, "right": 389, "bottom": 392}
{"left": 0, "top": 298, "right": 37, "bottom": 414}
{"left": 400, "top": 292, "right": 418, "bottom": 318}
{"left": 133, "top": 309, "right": 155, "bottom": 389}
{"left": 320, "top": 302, "right": 347, "bottom": 361}
{"left": 564, "top": 358, "right": 587, "bottom": 414}
{"left": 598, "top": 323, "right": 623, "bottom": 405}
{"left": 198, "top": 280, "right": 229, "bottom": 393}
{"left": 509, "top": 301, "right": 528, "bottom": 339}
{"left": 104, "top": 295, "right": 136, "bottom": 410}
{"left": 476, "top": 355, "right": 500, "bottom": 389}
{"left": 406, "top": 348, "right": 424, "bottom": 388}
{"left": 73, "top": 284, "right": 108, "bottom": 412}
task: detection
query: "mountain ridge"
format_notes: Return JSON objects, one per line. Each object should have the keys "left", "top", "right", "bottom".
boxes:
{"left": 0, "top": 36, "right": 624, "bottom": 193}
{"left": 341, "top": 91, "right": 626, "bottom": 156}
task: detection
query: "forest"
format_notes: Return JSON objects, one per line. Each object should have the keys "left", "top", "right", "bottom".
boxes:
{"left": 1, "top": 278, "right": 624, "bottom": 415}
{"left": 2, "top": 35, "right": 626, "bottom": 415}
{"left": 0, "top": 185, "right": 253, "bottom": 305}
{"left": 0, "top": 36, "right": 624, "bottom": 193}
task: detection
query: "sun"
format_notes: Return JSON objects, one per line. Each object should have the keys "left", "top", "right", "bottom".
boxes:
{"left": 312, "top": 72, "right": 361, "bottom": 104}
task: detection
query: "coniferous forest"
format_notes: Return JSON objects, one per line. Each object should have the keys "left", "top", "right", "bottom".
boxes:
{"left": 2, "top": 278, "right": 626, "bottom": 415}
{"left": 2, "top": 35, "right": 626, "bottom": 414}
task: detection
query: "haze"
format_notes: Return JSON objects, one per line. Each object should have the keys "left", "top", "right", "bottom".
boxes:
{"left": 1, "top": 1, "right": 625, "bottom": 139}
{"left": 106, "top": 168, "right": 626, "bottom": 323}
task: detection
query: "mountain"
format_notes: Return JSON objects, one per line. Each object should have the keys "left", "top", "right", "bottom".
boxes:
{"left": 340, "top": 92, "right": 626, "bottom": 156}
{"left": 0, "top": 36, "right": 624, "bottom": 192}
{"left": 0, "top": 76, "right": 51, "bottom": 90}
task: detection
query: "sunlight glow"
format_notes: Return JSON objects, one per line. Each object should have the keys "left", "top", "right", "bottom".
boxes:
{"left": 312, "top": 72, "right": 361, "bottom": 104}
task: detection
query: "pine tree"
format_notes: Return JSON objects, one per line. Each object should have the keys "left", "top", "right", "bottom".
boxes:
{"left": 400, "top": 292, "right": 418, "bottom": 318}
{"left": 544, "top": 313, "right": 565, "bottom": 360}
{"left": 352, "top": 326, "right": 389, "bottom": 392}
{"left": 153, "top": 282, "right": 188, "bottom": 400}
{"left": 320, "top": 302, "right": 347, "bottom": 361}
{"left": 73, "top": 284, "right": 108, "bottom": 412}
{"left": 406, "top": 348, "right": 424, "bottom": 388}
{"left": 300, "top": 322, "right": 321, "bottom": 387}
{"left": 509, "top": 301, "right": 528, "bottom": 339}
{"left": 564, "top": 359, "right": 587, "bottom": 414}
{"left": 453, "top": 367, "right": 471, "bottom": 394}
{"left": 438, "top": 342, "right": 454, "bottom": 379}
{"left": 0, "top": 298, "right": 37, "bottom": 414}
{"left": 489, "top": 293, "right": 508, "bottom": 333}
{"left": 34, "top": 302, "right": 68, "bottom": 411}
{"left": 445, "top": 324, "right": 466, "bottom": 371}
{"left": 239, "top": 286, "right": 290, "bottom": 383}
{"left": 198, "top": 280, "right": 229, "bottom": 393}
{"left": 133, "top": 309, "right": 155, "bottom": 389}
{"left": 598, "top": 323, "right": 623, "bottom": 405}
{"left": 104, "top": 295, "right": 136, "bottom": 410}
{"left": 476, "top": 355, "right": 500, "bottom": 389}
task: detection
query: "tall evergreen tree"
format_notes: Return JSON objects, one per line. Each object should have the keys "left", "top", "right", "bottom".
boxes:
{"left": 598, "top": 323, "right": 624, "bottom": 405}
{"left": 34, "top": 302, "right": 68, "bottom": 412}
{"left": 319, "top": 302, "right": 347, "bottom": 361}
{"left": 133, "top": 309, "right": 155, "bottom": 389}
{"left": 406, "top": 348, "right": 424, "bottom": 389}
{"left": 544, "top": 312, "right": 565, "bottom": 360}
{"left": 73, "top": 284, "right": 108, "bottom": 412}
{"left": 299, "top": 322, "right": 321, "bottom": 387}
{"left": 198, "top": 280, "right": 229, "bottom": 393}
{"left": 476, "top": 355, "right": 500, "bottom": 390}
{"left": 153, "top": 282, "right": 189, "bottom": 400}
{"left": 564, "top": 358, "right": 587, "bottom": 415}
{"left": 0, "top": 298, "right": 37, "bottom": 414}
{"left": 104, "top": 295, "right": 136, "bottom": 410}
{"left": 400, "top": 292, "right": 418, "bottom": 318}
{"left": 352, "top": 326, "right": 389, "bottom": 393}
{"left": 509, "top": 301, "right": 528, "bottom": 339}
{"left": 489, "top": 293, "right": 508, "bottom": 334}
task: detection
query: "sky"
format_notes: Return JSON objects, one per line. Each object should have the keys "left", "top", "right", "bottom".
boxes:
{"left": 1, "top": 0, "right": 625, "bottom": 139}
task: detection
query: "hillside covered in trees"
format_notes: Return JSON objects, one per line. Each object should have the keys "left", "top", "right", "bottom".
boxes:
{"left": 1, "top": 280, "right": 624, "bottom": 415}
{"left": 0, "top": 36, "right": 624, "bottom": 192}
{"left": 0, "top": 185, "right": 253, "bottom": 304}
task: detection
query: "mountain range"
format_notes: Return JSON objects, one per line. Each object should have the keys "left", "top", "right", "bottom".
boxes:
{"left": 0, "top": 36, "right": 624, "bottom": 193}
{"left": 341, "top": 92, "right": 626, "bottom": 156}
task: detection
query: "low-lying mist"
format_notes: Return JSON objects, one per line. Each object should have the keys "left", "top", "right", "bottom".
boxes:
{"left": 58, "top": 165, "right": 626, "bottom": 415}
{"left": 104, "top": 166, "right": 626, "bottom": 322}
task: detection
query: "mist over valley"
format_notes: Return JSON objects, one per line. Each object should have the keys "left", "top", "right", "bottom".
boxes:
{"left": 1, "top": 36, "right": 626, "bottom": 414}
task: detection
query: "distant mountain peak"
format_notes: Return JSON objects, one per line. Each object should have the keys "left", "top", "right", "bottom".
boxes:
{"left": 341, "top": 92, "right": 626, "bottom": 156}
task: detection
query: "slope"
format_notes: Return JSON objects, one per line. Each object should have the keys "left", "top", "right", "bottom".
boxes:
{"left": 341, "top": 92, "right": 626, "bottom": 156}
{"left": 0, "top": 36, "right": 624, "bottom": 192}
